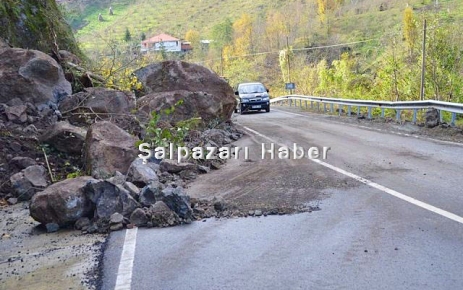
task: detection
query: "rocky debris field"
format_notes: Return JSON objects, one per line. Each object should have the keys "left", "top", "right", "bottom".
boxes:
{"left": 0, "top": 41, "right": 243, "bottom": 233}
{"left": 0, "top": 40, "right": 247, "bottom": 288}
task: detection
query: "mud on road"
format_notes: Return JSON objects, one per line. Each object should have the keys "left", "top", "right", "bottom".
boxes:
{"left": 0, "top": 203, "right": 105, "bottom": 290}
{"left": 187, "top": 129, "right": 359, "bottom": 215}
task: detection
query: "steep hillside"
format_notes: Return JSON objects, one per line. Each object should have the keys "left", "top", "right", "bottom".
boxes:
{"left": 62, "top": 0, "right": 286, "bottom": 51}
{"left": 60, "top": 0, "right": 463, "bottom": 105}
{"left": 63, "top": 0, "right": 462, "bottom": 53}
{"left": 0, "top": 0, "right": 81, "bottom": 56}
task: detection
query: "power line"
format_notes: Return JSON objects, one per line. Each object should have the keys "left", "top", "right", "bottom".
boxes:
{"left": 291, "top": 39, "right": 380, "bottom": 52}
{"left": 193, "top": 38, "right": 380, "bottom": 64}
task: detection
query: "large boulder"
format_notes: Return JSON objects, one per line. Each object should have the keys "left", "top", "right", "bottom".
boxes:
{"left": 84, "top": 121, "right": 139, "bottom": 179}
{"left": 139, "top": 183, "right": 195, "bottom": 219}
{"left": 59, "top": 87, "right": 135, "bottom": 115}
{"left": 39, "top": 121, "right": 87, "bottom": 154}
{"left": 0, "top": 48, "right": 72, "bottom": 106}
{"left": 84, "top": 180, "right": 140, "bottom": 219}
{"left": 59, "top": 87, "right": 140, "bottom": 135}
{"left": 425, "top": 108, "right": 440, "bottom": 128}
{"left": 10, "top": 165, "right": 48, "bottom": 201}
{"left": 5, "top": 105, "right": 28, "bottom": 124}
{"left": 137, "top": 90, "right": 235, "bottom": 125}
{"left": 134, "top": 61, "right": 236, "bottom": 124}
{"left": 139, "top": 182, "right": 163, "bottom": 207}
{"left": 157, "top": 186, "right": 193, "bottom": 220}
{"left": 30, "top": 176, "right": 96, "bottom": 226}
{"left": 8, "top": 157, "right": 37, "bottom": 173}
{"left": 130, "top": 208, "right": 149, "bottom": 226}
{"left": 149, "top": 201, "right": 181, "bottom": 227}
{"left": 126, "top": 158, "right": 159, "bottom": 188}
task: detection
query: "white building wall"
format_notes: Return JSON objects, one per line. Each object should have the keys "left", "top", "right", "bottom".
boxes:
{"left": 154, "top": 40, "right": 181, "bottom": 52}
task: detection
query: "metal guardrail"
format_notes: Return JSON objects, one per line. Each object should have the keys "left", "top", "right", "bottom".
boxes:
{"left": 271, "top": 95, "right": 463, "bottom": 126}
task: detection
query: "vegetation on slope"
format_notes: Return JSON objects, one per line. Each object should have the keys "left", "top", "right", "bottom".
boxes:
{"left": 62, "top": 0, "right": 463, "bottom": 106}
{"left": 0, "top": 0, "right": 82, "bottom": 56}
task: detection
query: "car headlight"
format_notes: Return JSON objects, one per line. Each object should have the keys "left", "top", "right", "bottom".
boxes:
{"left": 262, "top": 97, "right": 269, "bottom": 101}
{"left": 241, "top": 98, "right": 249, "bottom": 103}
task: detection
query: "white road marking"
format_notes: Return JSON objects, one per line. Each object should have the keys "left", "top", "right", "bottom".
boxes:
{"left": 272, "top": 108, "right": 463, "bottom": 147}
{"left": 242, "top": 125, "right": 463, "bottom": 225}
{"left": 114, "top": 227, "right": 138, "bottom": 290}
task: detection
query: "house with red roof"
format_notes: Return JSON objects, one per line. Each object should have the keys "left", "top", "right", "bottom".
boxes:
{"left": 141, "top": 33, "right": 183, "bottom": 53}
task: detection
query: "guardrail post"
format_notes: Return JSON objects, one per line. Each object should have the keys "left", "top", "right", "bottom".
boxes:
{"left": 357, "top": 106, "right": 361, "bottom": 116}
{"left": 305, "top": 100, "right": 308, "bottom": 109}
{"left": 300, "top": 99, "right": 302, "bottom": 107}
{"left": 413, "top": 109, "right": 417, "bottom": 124}
{"left": 439, "top": 110, "right": 443, "bottom": 123}
{"left": 381, "top": 108, "right": 385, "bottom": 118}
{"left": 323, "top": 103, "right": 327, "bottom": 112}
{"left": 330, "top": 103, "right": 334, "bottom": 113}
{"left": 396, "top": 109, "right": 401, "bottom": 122}
{"left": 317, "top": 102, "right": 320, "bottom": 111}
{"left": 339, "top": 105, "right": 343, "bottom": 116}
{"left": 348, "top": 106, "right": 351, "bottom": 116}
{"left": 290, "top": 99, "right": 292, "bottom": 107}
{"left": 368, "top": 107, "right": 372, "bottom": 119}
{"left": 451, "top": 113, "right": 457, "bottom": 127}
{"left": 311, "top": 101, "right": 314, "bottom": 109}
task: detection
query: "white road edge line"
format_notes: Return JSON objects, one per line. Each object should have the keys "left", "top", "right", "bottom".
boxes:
{"left": 272, "top": 108, "right": 463, "bottom": 147}
{"left": 114, "top": 227, "right": 138, "bottom": 290}
{"left": 242, "top": 125, "right": 463, "bottom": 225}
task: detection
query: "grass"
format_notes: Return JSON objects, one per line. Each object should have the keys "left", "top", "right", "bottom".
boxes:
{"left": 66, "top": 0, "right": 463, "bottom": 55}
{"left": 70, "top": 0, "right": 276, "bottom": 52}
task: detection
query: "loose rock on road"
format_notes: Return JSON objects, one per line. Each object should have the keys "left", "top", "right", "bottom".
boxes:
{"left": 102, "top": 108, "right": 463, "bottom": 290}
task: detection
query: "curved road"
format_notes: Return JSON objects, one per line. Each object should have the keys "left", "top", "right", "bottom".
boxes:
{"left": 102, "top": 108, "right": 463, "bottom": 290}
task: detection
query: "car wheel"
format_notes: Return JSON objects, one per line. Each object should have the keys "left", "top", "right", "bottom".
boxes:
{"left": 266, "top": 107, "right": 270, "bottom": 113}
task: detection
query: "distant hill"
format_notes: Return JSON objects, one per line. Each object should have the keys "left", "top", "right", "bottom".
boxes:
{"left": 59, "top": 0, "right": 463, "bottom": 104}
{"left": 60, "top": 0, "right": 462, "bottom": 53}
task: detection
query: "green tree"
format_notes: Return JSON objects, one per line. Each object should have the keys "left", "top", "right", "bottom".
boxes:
{"left": 403, "top": 6, "right": 418, "bottom": 57}
{"left": 316, "top": 0, "right": 327, "bottom": 24}
{"left": 374, "top": 38, "right": 410, "bottom": 101}
{"left": 185, "top": 29, "right": 200, "bottom": 48}
{"left": 124, "top": 27, "right": 132, "bottom": 42}
{"left": 316, "top": 59, "right": 333, "bottom": 95}
{"left": 265, "top": 10, "right": 287, "bottom": 50}
{"left": 233, "top": 13, "right": 254, "bottom": 54}
{"left": 211, "top": 18, "right": 233, "bottom": 51}
{"left": 425, "top": 19, "right": 463, "bottom": 101}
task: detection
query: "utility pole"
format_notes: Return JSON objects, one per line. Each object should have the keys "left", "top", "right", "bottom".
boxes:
{"left": 420, "top": 19, "right": 427, "bottom": 101}
{"left": 286, "top": 36, "right": 293, "bottom": 95}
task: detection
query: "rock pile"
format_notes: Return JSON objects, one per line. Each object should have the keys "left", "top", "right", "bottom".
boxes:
{"left": 0, "top": 43, "right": 241, "bottom": 233}
{"left": 135, "top": 60, "right": 237, "bottom": 126}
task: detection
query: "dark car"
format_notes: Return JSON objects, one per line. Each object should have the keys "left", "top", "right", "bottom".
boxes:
{"left": 234, "top": 82, "right": 270, "bottom": 114}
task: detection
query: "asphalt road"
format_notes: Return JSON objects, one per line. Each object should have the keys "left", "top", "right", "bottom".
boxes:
{"left": 102, "top": 108, "right": 463, "bottom": 290}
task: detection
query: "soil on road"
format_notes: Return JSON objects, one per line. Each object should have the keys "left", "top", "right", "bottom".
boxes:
{"left": 187, "top": 128, "right": 358, "bottom": 214}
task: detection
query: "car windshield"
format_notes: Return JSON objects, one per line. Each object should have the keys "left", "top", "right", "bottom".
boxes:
{"left": 239, "top": 84, "right": 266, "bottom": 94}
